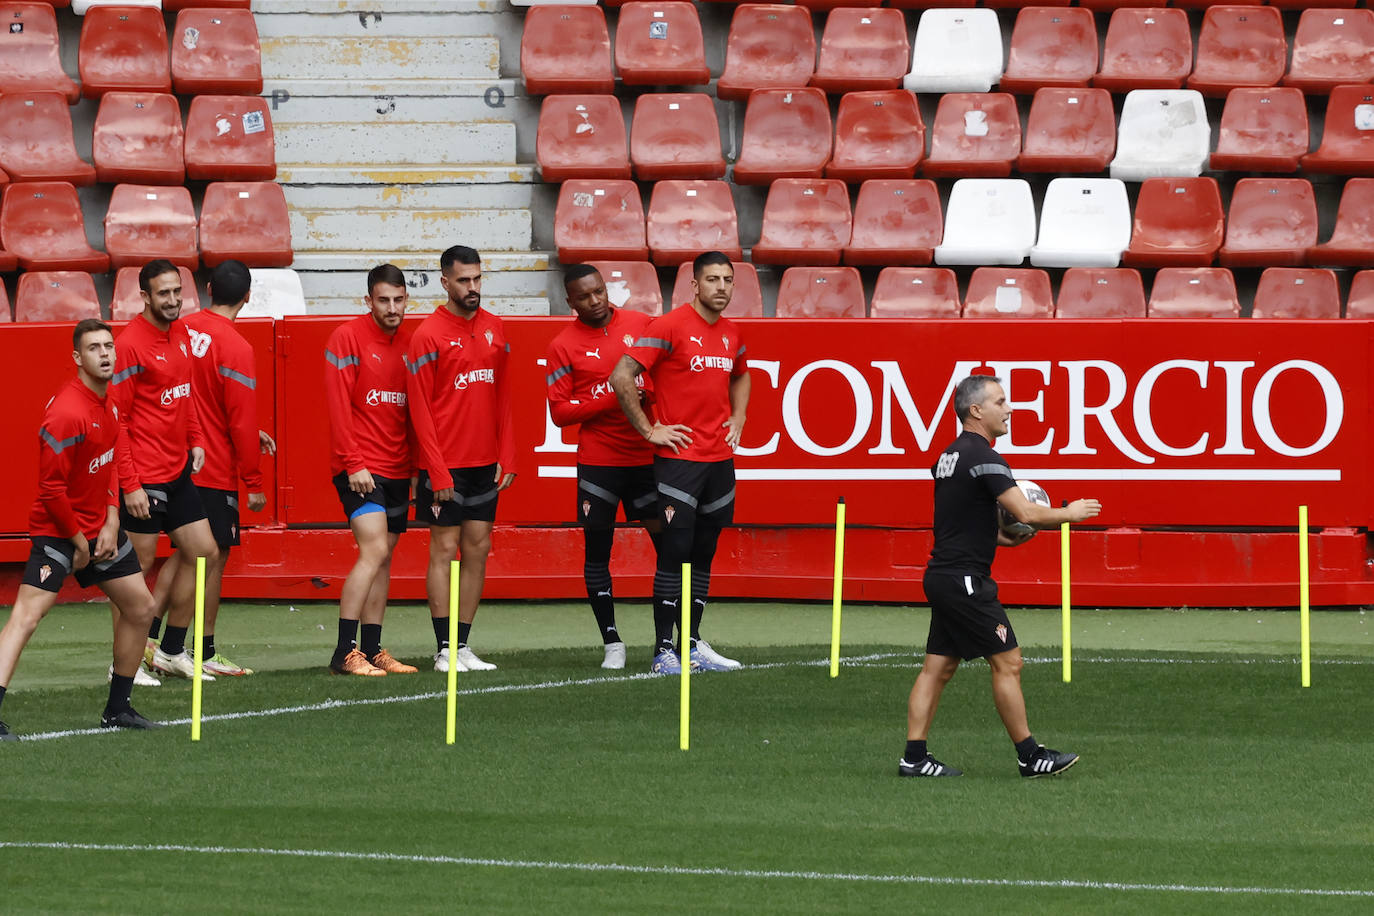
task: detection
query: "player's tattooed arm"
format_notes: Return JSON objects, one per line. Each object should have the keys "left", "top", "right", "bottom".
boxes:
{"left": 612, "top": 355, "right": 691, "bottom": 453}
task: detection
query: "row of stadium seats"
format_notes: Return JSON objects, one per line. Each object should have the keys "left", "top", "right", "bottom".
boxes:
{"left": 0, "top": 91, "right": 274, "bottom": 186}
{"left": 32, "top": 2, "right": 249, "bottom": 11}
{"left": 575, "top": 0, "right": 1358, "bottom": 10}
{"left": 0, "top": 3, "right": 261, "bottom": 102}
{"left": 553, "top": 176, "right": 1374, "bottom": 269}
{"left": 581, "top": 262, "right": 1374, "bottom": 319}
{"left": 538, "top": 86, "right": 1370, "bottom": 185}
{"left": 521, "top": 5, "right": 1374, "bottom": 97}
{"left": 0, "top": 180, "right": 292, "bottom": 272}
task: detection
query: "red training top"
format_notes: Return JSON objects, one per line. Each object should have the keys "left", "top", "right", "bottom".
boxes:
{"left": 183, "top": 309, "right": 264, "bottom": 492}
{"left": 325, "top": 313, "right": 415, "bottom": 479}
{"left": 624, "top": 304, "right": 747, "bottom": 463}
{"left": 545, "top": 308, "right": 654, "bottom": 467}
{"left": 110, "top": 314, "right": 206, "bottom": 493}
{"left": 30, "top": 377, "right": 122, "bottom": 540}
{"left": 405, "top": 306, "right": 515, "bottom": 490}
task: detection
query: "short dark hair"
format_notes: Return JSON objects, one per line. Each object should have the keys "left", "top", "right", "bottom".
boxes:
{"left": 692, "top": 250, "right": 733, "bottom": 279}
{"left": 73, "top": 318, "right": 111, "bottom": 350}
{"left": 562, "top": 264, "right": 601, "bottom": 288}
{"left": 954, "top": 374, "right": 1002, "bottom": 423}
{"left": 138, "top": 259, "right": 181, "bottom": 295}
{"left": 367, "top": 263, "right": 406, "bottom": 296}
{"left": 208, "top": 259, "right": 252, "bottom": 306}
{"left": 439, "top": 245, "right": 481, "bottom": 272}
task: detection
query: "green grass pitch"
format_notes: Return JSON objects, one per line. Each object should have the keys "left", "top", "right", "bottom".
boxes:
{"left": 1, "top": 601, "right": 1372, "bottom": 914}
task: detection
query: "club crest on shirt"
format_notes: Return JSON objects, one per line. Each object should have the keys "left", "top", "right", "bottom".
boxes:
{"left": 664, "top": 505, "right": 675, "bottom": 524}
{"left": 623, "top": 334, "right": 634, "bottom": 348}
{"left": 995, "top": 624, "right": 1008, "bottom": 644}
{"left": 722, "top": 335, "right": 729, "bottom": 350}
{"left": 485, "top": 329, "right": 494, "bottom": 347}
{"left": 38, "top": 564, "right": 51, "bottom": 583}
{"left": 582, "top": 500, "right": 591, "bottom": 517}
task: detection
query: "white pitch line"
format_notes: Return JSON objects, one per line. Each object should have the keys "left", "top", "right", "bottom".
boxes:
{"left": 0, "top": 841, "right": 1369, "bottom": 900}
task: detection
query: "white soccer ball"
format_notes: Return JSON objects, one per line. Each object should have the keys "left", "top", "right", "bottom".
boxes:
{"left": 997, "top": 479, "right": 1050, "bottom": 538}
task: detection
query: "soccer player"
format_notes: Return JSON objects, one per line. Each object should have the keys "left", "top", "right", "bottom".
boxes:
{"left": 150, "top": 260, "right": 276, "bottom": 677}
{"left": 112, "top": 259, "right": 220, "bottom": 681}
{"left": 609, "top": 251, "right": 750, "bottom": 674}
{"left": 0, "top": 320, "right": 160, "bottom": 739}
{"left": 545, "top": 265, "right": 657, "bottom": 669}
{"left": 899, "top": 374, "right": 1100, "bottom": 779}
{"left": 406, "top": 246, "right": 515, "bottom": 673}
{"left": 323, "top": 263, "right": 418, "bottom": 676}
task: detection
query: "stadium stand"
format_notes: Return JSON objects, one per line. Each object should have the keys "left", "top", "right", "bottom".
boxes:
{"left": 586, "top": 261, "right": 663, "bottom": 316}
{"left": 999, "top": 7, "right": 1097, "bottom": 94}
{"left": 1186, "top": 6, "right": 1286, "bottom": 97}
{"left": 774, "top": 266, "right": 866, "bottom": 318}
{"left": 732, "top": 87, "right": 832, "bottom": 185}
{"left": 1217, "top": 178, "right": 1318, "bottom": 268}
{"left": 904, "top": 9, "right": 1003, "bottom": 94}
{"left": 843, "top": 178, "right": 942, "bottom": 267}
{"left": 199, "top": 181, "right": 292, "bottom": 268}
{"left": 1345, "top": 271, "right": 1374, "bottom": 318}
{"left": 1283, "top": 10, "right": 1374, "bottom": 94}
{"left": 554, "top": 179, "right": 649, "bottom": 262}
{"left": 716, "top": 4, "right": 815, "bottom": 102}
{"left": 869, "top": 267, "right": 960, "bottom": 318}
{"left": 1147, "top": 268, "right": 1242, "bottom": 317}
{"left": 670, "top": 260, "right": 764, "bottom": 316}
{"left": 963, "top": 267, "right": 1054, "bottom": 318}
{"left": 1123, "top": 177, "right": 1225, "bottom": 268}
{"left": 1307, "top": 179, "right": 1374, "bottom": 267}
{"left": 614, "top": 2, "right": 709, "bottom": 87}
{"left": 935, "top": 178, "right": 1036, "bottom": 266}
{"left": 1, "top": 181, "right": 109, "bottom": 272}
{"left": 630, "top": 93, "right": 725, "bottom": 181}
{"left": 536, "top": 95, "right": 630, "bottom": 182}
{"left": 1209, "top": 88, "right": 1308, "bottom": 173}
{"left": 110, "top": 264, "right": 201, "bottom": 322}
{"left": 0, "top": 3, "right": 80, "bottom": 102}
{"left": 104, "top": 184, "right": 199, "bottom": 271}
{"left": 1300, "top": 84, "right": 1374, "bottom": 176}
{"left": 520, "top": 5, "right": 614, "bottom": 95}
{"left": 751, "top": 178, "right": 853, "bottom": 267}
{"left": 1030, "top": 177, "right": 1131, "bottom": 268}
{"left": 810, "top": 7, "right": 909, "bottom": 93}
{"left": 0, "top": 92, "right": 97, "bottom": 185}
{"left": 92, "top": 91, "right": 185, "bottom": 185}
{"left": 13, "top": 271, "right": 101, "bottom": 323}
{"left": 77, "top": 4, "right": 171, "bottom": 98}
{"left": 1094, "top": 8, "right": 1193, "bottom": 92}
{"left": 1251, "top": 268, "right": 1340, "bottom": 319}
{"left": 922, "top": 92, "right": 1021, "bottom": 178}
{"left": 1055, "top": 268, "right": 1147, "bottom": 318}
{"left": 185, "top": 95, "right": 277, "bottom": 181}
{"left": 164, "top": 0, "right": 251, "bottom": 8}
{"left": 1110, "top": 90, "right": 1210, "bottom": 181}
{"left": 170, "top": 7, "right": 263, "bottom": 95}
{"left": 826, "top": 90, "right": 926, "bottom": 182}
{"left": 1016, "top": 87, "right": 1116, "bottom": 174}
{"left": 645, "top": 179, "right": 742, "bottom": 266}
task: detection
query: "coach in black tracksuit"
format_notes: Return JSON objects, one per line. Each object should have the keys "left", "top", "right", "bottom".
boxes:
{"left": 898, "top": 374, "right": 1101, "bottom": 780}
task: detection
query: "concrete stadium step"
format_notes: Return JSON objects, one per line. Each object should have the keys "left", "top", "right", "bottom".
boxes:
{"left": 287, "top": 207, "right": 531, "bottom": 255}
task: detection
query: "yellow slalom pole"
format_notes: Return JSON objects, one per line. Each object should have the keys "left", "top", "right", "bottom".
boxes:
{"left": 1061, "top": 519, "right": 1072, "bottom": 684}
{"left": 191, "top": 556, "right": 206, "bottom": 741}
{"left": 680, "top": 561, "right": 691, "bottom": 751}
{"left": 446, "top": 559, "right": 460, "bottom": 744}
{"left": 1299, "top": 505, "right": 1311, "bottom": 688}
{"left": 830, "top": 497, "right": 846, "bottom": 678}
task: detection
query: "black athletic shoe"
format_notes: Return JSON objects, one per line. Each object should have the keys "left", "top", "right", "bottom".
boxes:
{"left": 0, "top": 720, "right": 17, "bottom": 742}
{"left": 1019, "top": 746, "right": 1078, "bottom": 778}
{"left": 99, "top": 707, "right": 161, "bottom": 731}
{"left": 898, "top": 754, "right": 962, "bottom": 777}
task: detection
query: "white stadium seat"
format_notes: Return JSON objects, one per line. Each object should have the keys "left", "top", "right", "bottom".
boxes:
{"left": 934, "top": 178, "right": 1036, "bottom": 266}
{"left": 242, "top": 269, "right": 307, "bottom": 319}
{"left": 1110, "top": 89, "right": 1211, "bottom": 182}
{"left": 1030, "top": 177, "right": 1131, "bottom": 268}
{"left": 904, "top": 9, "right": 1004, "bottom": 94}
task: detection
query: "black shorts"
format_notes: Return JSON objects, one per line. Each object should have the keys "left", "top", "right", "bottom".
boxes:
{"left": 22, "top": 532, "right": 143, "bottom": 594}
{"left": 577, "top": 463, "right": 657, "bottom": 527}
{"left": 654, "top": 456, "right": 735, "bottom": 530}
{"left": 199, "top": 487, "right": 241, "bottom": 548}
{"left": 120, "top": 459, "right": 207, "bottom": 535}
{"left": 416, "top": 464, "right": 499, "bottom": 526}
{"left": 922, "top": 570, "right": 1019, "bottom": 661}
{"left": 334, "top": 472, "right": 410, "bottom": 535}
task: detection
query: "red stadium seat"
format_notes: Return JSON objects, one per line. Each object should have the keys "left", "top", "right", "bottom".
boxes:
{"left": 92, "top": 92, "right": 185, "bottom": 185}
{"left": 716, "top": 4, "right": 815, "bottom": 103}
{"left": 521, "top": 5, "right": 614, "bottom": 95}
{"left": 536, "top": 95, "right": 630, "bottom": 182}
{"left": 1123, "top": 177, "right": 1224, "bottom": 268}
{"left": 732, "top": 88, "right": 832, "bottom": 186}
{"left": 0, "top": 283, "right": 9, "bottom": 321}
{"left": 1345, "top": 271, "right": 1374, "bottom": 318}
{"left": 184, "top": 95, "right": 276, "bottom": 181}
{"left": 751, "top": 178, "right": 852, "bottom": 267}
{"left": 0, "top": 3, "right": 79, "bottom": 103}
{"left": 585, "top": 261, "right": 662, "bottom": 317}
{"left": 1307, "top": 179, "right": 1374, "bottom": 267}
{"left": 843, "top": 179, "right": 941, "bottom": 267}
{"left": 1218, "top": 178, "right": 1317, "bottom": 268}
{"left": 999, "top": 7, "right": 1097, "bottom": 94}
{"left": 1186, "top": 6, "right": 1285, "bottom": 98}
{"left": 111, "top": 264, "right": 200, "bottom": 322}
{"left": 775, "top": 267, "right": 865, "bottom": 318}
{"left": 1, "top": 181, "right": 108, "bottom": 272}
{"left": 104, "top": 184, "right": 198, "bottom": 271}
{"left": 1284, "top": 10, "right": 1374, "bottom": 95}
{"left": 0, "top": 244, "right": 15, "bottom": 273}
{"left": 170, "top": 8, "right": 262, "bottom": 95}
{"left": 985, "top": 0, "right": 1068, "bottom": 7}
{"left": 1251, "top": 268, "right": 1340, "bottom": 319}
{"left": 1301, "top": 85, "right": 1374, "bottom": 177}
{"left": 78, "top": 5, "right": 170, "bottom": 98}
{"left": 199, "top": 181, "right": 292, "bottom": 268}
{"left": 554, "top": 179, "right": 648, "bottom": 262}
{"left": 887, "top": 0, "right": 975, "bottom": 11}
{"left": 1147, "top": 268, "right": 1240, "bottom": 318}
{"left": 14, "top": 271, "right": 101, "bottom": 323}
{"left": 646, "top": 180, "right": 742, "bottom": 267}
{"left": 1078, "top": 0, "right": 1167, "bottom": 10}
{"left": 826, "top": 90, "right": 925, "bottom": 182}
{"left": 1055, "top": 268, "right": 1146, "bottom": 318}
{"left": 630, "top": 93, "right": 725, "bottom": 181}
{"left": 1094, "top": 8, "right": 1193, "bottom": 93}
{"left": 963, "top": 268, "right": 1053, "bottom": 318}
{"left": 615, "top": 2, "right": 709, "bottom": 87}
{"left": 1209, "top": 88, "right": 1308, "bottom": 173}
{"left": 795, "top": 0, "right": 882, "bottom": 11}
{"left": 670, "top": 260, "right": 764, "bottom": 317}
{"left": 922, "top": 93, "right": 1021, "bottom": 179}
{"left": 1017, "top": 88, "right": 1115, "bottom": 174}
{"left": 810, "top": 8, "right": 909, "bottom": 93}
{"left": 0, "top": 92, "right": 97, "bottom": 185}
{"left": 869, "top": 267, "right": 960, "bottom": 318}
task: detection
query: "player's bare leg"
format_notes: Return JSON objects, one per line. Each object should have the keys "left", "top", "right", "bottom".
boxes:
{"left": 899, "top": 653, "right": 963, "bottom": 777}
{"left": 0, "top": 586, "right": 62, "bottom": 688}
{"left": 988, "top": 647, "right": 1031, "bottom": 742}
{"left": 122, "top": 531, "right": 168, "bottom": 675}
{"left": 96, "top": 573, "right": 160, "bottom": 729}
{"left": 141, "top": 521, "right": 217, "bottom": 679}
{"left": 427, "top": 524, "right": 463, "bottom": 671}
{"left": 333, "top": 515, "right": 405, "bottom": 675}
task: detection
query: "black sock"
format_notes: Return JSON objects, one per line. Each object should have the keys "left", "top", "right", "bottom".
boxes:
{"left": 106, "top": 674, "right": 134, "bottom": 714}
{"left": 689, "top": 567, "right": 710, "bottom": 642}
{"left": 360, "top": 624, "right": 382, "bottom": 658}
{"left": 161, "top": 625, "right": 188, "bottom": 656}
{"left": 201, "top": 634, "right": 215, "bottom": 660}
{"left": 1015, "top": 735, "right": 1040, "bottom": 761}
{"left": 148, "top": 616, "right": 163, "bottom": 640}
{"left": 0, "top": 684, "right": 7, "bottom": 714}
{"left": 652, "top": 567, "right": 680, "bottom": 653}
{"left": 457, "top": 621, "right": 472, "bottom": 648}
{"left": 905, "top": 739, "right": 928, "bottom": 761}
{"left": 584, "top": 529, "right": 619, "bottom": 643}
{"left": 432, "top": 616, "right": 449, "bottom": 652}
{"left": 333, "top": 619, "right": 359, "bottom": 663}
{"left": 586, "top": 584, "right": 619, "bottom": 644}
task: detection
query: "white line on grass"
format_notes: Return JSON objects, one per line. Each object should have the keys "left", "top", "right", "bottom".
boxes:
{"left": 0, "top": 841, "right": 1369, "bottom": 900}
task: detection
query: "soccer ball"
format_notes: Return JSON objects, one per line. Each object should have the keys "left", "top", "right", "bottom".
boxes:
{"left": 997, "top": 480, "right": 1051, "bottom": 538}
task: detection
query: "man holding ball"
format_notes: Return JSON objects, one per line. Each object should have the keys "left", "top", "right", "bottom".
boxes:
{"left": 900, "top": 374, "right": 1100, "bottom": 779}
